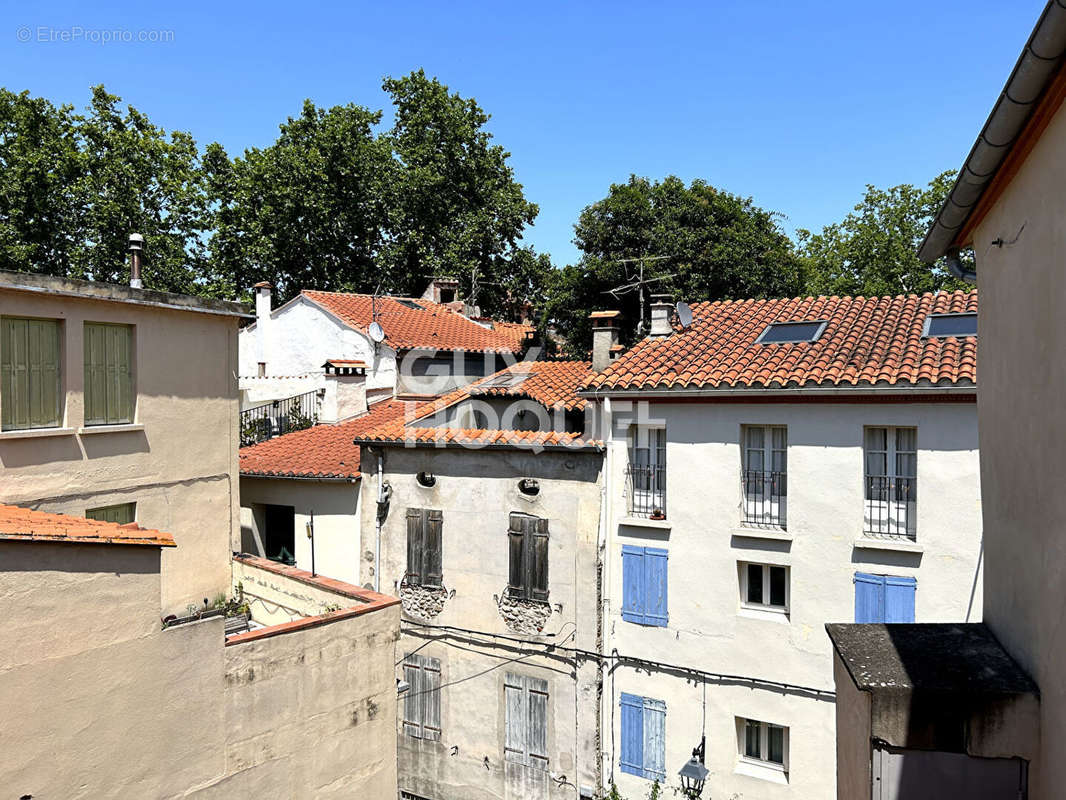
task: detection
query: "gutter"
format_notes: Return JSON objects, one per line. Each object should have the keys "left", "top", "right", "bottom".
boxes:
{"left": 351, "top": 437, "right": 605, "bottom": 453}
{"left": 240, "top": 472, "right": 359, "bottom": 483}
{"left": 919, "top": 0, "right": 1066, "bottom": 263}
{"left": 577, "top": 382, "right": 976, "bottom": 400}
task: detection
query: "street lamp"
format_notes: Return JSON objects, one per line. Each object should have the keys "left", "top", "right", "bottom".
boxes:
{"left": 678, "top": 735, "right": 709, "bottom": 799}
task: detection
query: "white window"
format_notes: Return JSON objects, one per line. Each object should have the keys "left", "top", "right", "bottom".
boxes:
{"left": 738, "top": 717, "right": 788, "bottom": 773}
{"left": 741, "top": 425, "right": 787, "bottom": 527}
{"left": 864, "top": 427, "right": 917, "bottom": 538}
{"left": 739, "top": 562, "right": 789, "bottom": 614}
{"left": 628, "top": 426, "right": 666, "bottom": 518}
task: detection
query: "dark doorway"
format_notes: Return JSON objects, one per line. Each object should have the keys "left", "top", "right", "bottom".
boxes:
{"left": 264, "top": 504, "right": 296, "bottom": 564}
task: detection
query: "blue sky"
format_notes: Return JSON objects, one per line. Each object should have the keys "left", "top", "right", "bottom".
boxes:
{"left": 3, "top": 1, "right": 1045, "bottom": 267}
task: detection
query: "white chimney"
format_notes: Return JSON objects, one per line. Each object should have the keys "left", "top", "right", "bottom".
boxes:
{"left": 320, "top": 361, "right": 368, "bottom": 423}
{"left": 128, "top": 233, "right": 144, "bottom": 289}
{"left": 649, "top": 294, "right": 674, "bottom": 337}
{"left": 590, "top": 310, "right": 621, "bottom": 372}
{"left": 254, "top": 282, "right": 273, "bottom": 377}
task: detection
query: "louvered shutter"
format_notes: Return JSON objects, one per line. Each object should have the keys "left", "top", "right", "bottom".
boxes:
{"left": 527, "top": 676, "right": 549, "bottom": 770}
{"left": 2, "top": 318, "right": 61, "bottom": 431}
{"left": 619, "top": 693, "right": 644, "bottom": 776}
{"left": 504, "top": 673, "right": 528, "bottom": 765}
{"left": 424, "top": 510, "right": 443, "bottom": 588}
{"left": 508, "top": 514, "right": 526, "bottom": 597}
{"left": 884, "top": 576, "right": 916, "bottom": 623}
{"left": 402, "top": 656, "right": 424, "bottom": 738}
{"left": 854, "top": 572, "right": 885, "bottom": 623}
{"left": 406, "top": 508, "right": 424, "bottom": 586}
{"left": 644, "top": 547, "right": 668, "bottom": 627}
{"left": 642, "top": 697, "right": 666, "bottom": 779}
{"left": 84, "top": 323, "right": 106, "bottom": 425}
{"left": 530, "top": 517, "right": 549, "bottom": 601}
{"left": 1, "top": 317, "right": 23, "bottom": 429}
{"left": 621, "top": 546, "right": 645, "bottom": 624}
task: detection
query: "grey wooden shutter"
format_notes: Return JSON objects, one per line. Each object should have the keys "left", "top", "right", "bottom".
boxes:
{"left": 402, "top": 655, "right": 424, "bottom": 737}
{"left": 406, "top": 508, "right": 424, "bottom": 585}
{"left": 527, "top": 676, "right": 549, "bottom": 770}
{"left": 642, "top": 697, "right": 666, "bottom": 779}
{"left": 422, "top": 655, "right": 441, "bottom": 741}
{"left": 531, "top": 517, "right": 549, "bottom": 601}
{"left": 504, "top": 673, "right": 528, "bottom": 764}
{"left": 508, "top": 514, "right": 525, "bottom": 596}
{"left": 424, "top": 510, "right": 443, "bottom": 588}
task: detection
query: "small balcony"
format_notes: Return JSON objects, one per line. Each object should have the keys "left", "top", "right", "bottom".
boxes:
{"left": 742, "top": 469, "right": 787, "bottom": 528}
{"left": 239, "top": 390, "right": 319, "bottom": 446}
{"left": 864, "top": 475, "right": 916, "bottom": 540}
{"left": 626, "top": 463, "right": 666, "bottom": 519}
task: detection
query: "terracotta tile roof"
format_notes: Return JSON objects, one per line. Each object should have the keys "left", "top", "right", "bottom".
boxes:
{"left": 351, "top": 360, "right": 601, "bottom": 450}
{"left": 0, "top": 504, "right": 175, "bottom": 548}
{"left": 303, "top": 291, "right": 524, "bottom": 353}
{"left": 582, "top": 291, "right": 978, "bottom": 393}
{"left": 239, "top": 399, "right": 418, "bottom": 479}
{"left": 483, "top": 319, "right": 536, "bottom": 348}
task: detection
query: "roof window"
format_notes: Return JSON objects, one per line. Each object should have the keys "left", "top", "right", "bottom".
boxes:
{"left": 923, "top": 312, "right": 977, "bottom": 338}
{"left": 755, "top": 320, "right": 828, "bottom": 344}
{"left": 479, "top": 372, "right": 529, "bottom": 389}
{"left": 396, "top": 299, "right": 425, "bottom": 310}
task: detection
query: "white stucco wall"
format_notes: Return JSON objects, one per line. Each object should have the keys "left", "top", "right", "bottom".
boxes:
{"left": 971, "top": 98, "right": 1066, "bottom": 799}
{"left": 599, "top": 399, "right": 982, "bottom": 800}
{"left": 239, "top": 476, "right": 363, "bottom": 587}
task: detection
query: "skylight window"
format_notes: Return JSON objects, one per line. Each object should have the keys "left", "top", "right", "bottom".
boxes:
{"left": 923, "top": 312, "right": 977, "bottom": 338}
{"left": 755, "top": 320, "right": 828, "bottom": 344}
{"left": 395, "top": 299, "right": 425, "bottom": 310}
{"left": 479, "top": 372, "right": 529, "bottom": 389}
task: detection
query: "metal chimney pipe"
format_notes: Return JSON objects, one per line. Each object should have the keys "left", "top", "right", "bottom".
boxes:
{"left": 128, "top": 233, "right": 144, "bottom": 289}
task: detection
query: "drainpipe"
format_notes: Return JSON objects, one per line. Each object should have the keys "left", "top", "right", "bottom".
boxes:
{"left": 598, "top": 396, "right": 614, "bottom": 789}
{"left": 372, "top": 447, "right": 391, "bottom": 592}
{"left": 946, "top": 247, "right": 977, "bottom": 284}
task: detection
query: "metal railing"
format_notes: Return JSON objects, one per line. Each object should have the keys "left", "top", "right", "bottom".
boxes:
{"left": 742, "top": 469, "right": 787, "bottom": 527}
{"left": 626, "top": 463, "right": 666, "bottom": 518}
{"left": 240, "top": 391, "right": 319, "bottom": 447}
{"left": 864, "top": 475, "right": 916, "bottom": 539}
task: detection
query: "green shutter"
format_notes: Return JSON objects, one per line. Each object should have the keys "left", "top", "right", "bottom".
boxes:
{"left": 86, "top": 502, "right": 136, "bottom": 524}
{"left": 84, "top": 323, "right": 133, "bottom": 425}
{"left": 1, "top": 317, "right": 61, "bottom": 431}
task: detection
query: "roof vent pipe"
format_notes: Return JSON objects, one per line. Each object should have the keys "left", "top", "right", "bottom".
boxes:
{"left": 128, "top": 233, "right": 144, "bottom": 289}
{"left": 946, "top": 247, "right": 977, "bottom": 284}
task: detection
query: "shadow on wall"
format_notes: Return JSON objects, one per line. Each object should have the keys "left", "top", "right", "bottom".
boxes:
{"left": 0, "top": 429, "right": 149, "bottom": 471}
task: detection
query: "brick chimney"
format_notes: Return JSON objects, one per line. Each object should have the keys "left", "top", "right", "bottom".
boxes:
{"left": 648, "top": 294, "right": 674, "bottom": 337}
{"left": 254, "top": 282, "right": 272, "bottom": 377}
{"left": 590, "top": 310, "right": 621, "bottom": 372}
{"left": 421, "top": 277, "right": 460, "bottom": 305}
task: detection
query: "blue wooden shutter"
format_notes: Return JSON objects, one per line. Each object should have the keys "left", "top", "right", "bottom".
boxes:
{"left": 644, "top": 548, "right": 669, "bottom": 627}
{"left": 621, "top": 546, "right": 645, "bottom": 624}
{"left": 885, "top": 576, "right": 916, "bottom": 623}
{"left": 642, "top": 697, "right": 666, "bottom": 779}
{"left": 619, "top": 693, "right": 644, "bottom": 776}
{"left": 854, "top": 572, "right": 885, "bottom": 623}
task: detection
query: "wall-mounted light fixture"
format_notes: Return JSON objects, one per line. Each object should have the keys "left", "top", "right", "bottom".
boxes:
{"left": 518, "top": 478, "right": 540, "bottom": 496}
{"left": 417, "top": 471, "right": 437, "bottom": 488}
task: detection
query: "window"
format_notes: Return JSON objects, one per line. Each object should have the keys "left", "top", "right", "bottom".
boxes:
{"left": 402, "top": 653, "right": 441, "bottom": 740}
{"left": 755, "top": 320, "right": 827, "bottom": 344}
{"left": 1, "top": 316, "right": 61, "bottom": 431}
{"left": 263, "top": 504, "right": 295, "bottom": 564}
{"left": 620, "top": 693, "right": 666, "bottom": 780}
{"left": 621, "top": 545, "right": 668, "bottom": 627}
{"left": 854, "top": 572, "right": 916, "bottom": 623}
{"left": 741, "top": 425, "right": 787, "bottom": 527}
{"left": 627, "top": 426, "right": 666, "bottom": 517}
{"left": 864, "top": 427, "right": 917, "bottom": 538}
{"left": 84, "top": 322, "right": 133, "bottom": 426}
{"left": 396, "top": 299, "right": 425, "bottom": 310}
{"left": 86, "top": 502, "right": 136, "bottom": 525}
{"left": 508, "top": 513, "right": 549, "bottom": 601}
{"left": 738, "top": 718, "right": 788, "bottom": 770}
{"left": 406, "top": 508, "right": 443, "bottom": 588}
{"left": 504, "top": 672, "right": 549, "bottom": 769}
{"left": 740, "top": 562, "right": 789, "bottom": 613}
{"left": 923, "top": 312, "right": 977, "bottom": 338}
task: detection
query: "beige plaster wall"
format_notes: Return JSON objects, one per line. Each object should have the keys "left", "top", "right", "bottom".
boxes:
{"left": 232, "top": 554, "right": 367, "bottom": 625}
{"left": 601, "top": 400, "right": 981, "bottom": 800}
{"left": 972, "top": 98, "right": 1066, "bottom": 799}
{"left": 831, "top": 654, "right": 872, "bottom": 800}
{"left": 361, "top": 445, "right": 605, "bottom": 799}
{"left": 0, "top": 288, "right": 240, "bottom": 615}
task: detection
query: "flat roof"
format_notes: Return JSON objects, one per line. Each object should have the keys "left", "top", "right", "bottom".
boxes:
{"left": 0, "top": 270, "right": 252, "bottom": 319}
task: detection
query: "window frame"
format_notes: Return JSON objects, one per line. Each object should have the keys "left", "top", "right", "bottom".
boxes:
{"left": 739, "top": 562, "right": 790, "bottom": 616}
{"left": 406, "top": 508, "right": 444, "bottom": 589}
{"left": 922, "top": 312, "right": 977, "bottom": 338}
{"left": 755, "top": 320, "right": 828, "bottom": 344}
{"left": 737, "top": 717, "right": 789, "bottom": 773}
{"left": 83, "top": 321, "right": 135, "bottom": 427}
{"left": 507, "top": 512, "right": 549, "bottom": 601}
{"left": 1, "top": 315, "right": 63, "bottom": 432}
{"left": 627, "top": 425, "right": 666, "bottom": 518}
{"left": 85, "top": 502, "right": 136, "bottom": 525}
{"left": 863, "top": 426, "right": 917, "bottom": 538}
{"left": 401, "top": 652, "right": 441, "bottom": 741}
{"left": 740, "top": 424, "right": 788, "bottom": 528}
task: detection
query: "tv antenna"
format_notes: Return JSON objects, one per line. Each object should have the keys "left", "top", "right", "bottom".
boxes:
{"left": 603, "top": 255, "right": 675, "bottom": 336}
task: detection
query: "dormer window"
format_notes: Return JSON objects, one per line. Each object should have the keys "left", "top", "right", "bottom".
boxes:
{"left": 923, "top": 312, "right": 976, "bottom": 338}
{"left": 755, "top": 320, "right": 828, "bottom": 344}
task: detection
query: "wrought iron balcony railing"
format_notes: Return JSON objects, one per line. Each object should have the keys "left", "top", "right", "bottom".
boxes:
{"left": 864, "top": 475, "right": 917, "bottom": 539}
{"left": 742, "top": 469, "right": 787, "bottom": 527}
{"left": 240, "top": 390, "right": 319, "bottom": 447}
{"left": 626, "top": 463, "right": 666, "bottom": 519}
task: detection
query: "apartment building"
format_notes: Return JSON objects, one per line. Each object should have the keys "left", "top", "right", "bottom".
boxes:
{"left": 0, "top": 269, "right": 247, "bottom": 614}
{"left": 580, "top": 292, "right": 981, "bottom": 799}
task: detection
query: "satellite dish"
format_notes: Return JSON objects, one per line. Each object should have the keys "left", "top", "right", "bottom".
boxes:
{"left": 368, "top": 322, "right": 386, "bottom": 343}
{"left": 675, "top": 301, "right": 693, "bottom": 329}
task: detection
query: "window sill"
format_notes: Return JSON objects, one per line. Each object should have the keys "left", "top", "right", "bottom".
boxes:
{"left": 738, "top": 605, "right": 790, "bottom": 624}
{"left": 732, "top": 526, "right": 792, "bottom": 542}
{"left": 0, "top": 426, "right": 76, "bottom": 440}
{"left": 78, "top": 423, "right": 144, "bottom": 435}
{"left": 853, "top": 536, "right": 923, "bottom": 554}
{"left": 735, "top": 757, "right": 788, "bottom": 784}
{"left": 620, "top": 516, "right": 671, "bottom": 530}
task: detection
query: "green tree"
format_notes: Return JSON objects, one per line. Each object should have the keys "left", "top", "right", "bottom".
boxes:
{"left": 797, "top": 170, "right": 971, "bottom": 297}
{"left": 548, "top": 175, "right": 802, "bottom": 355}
